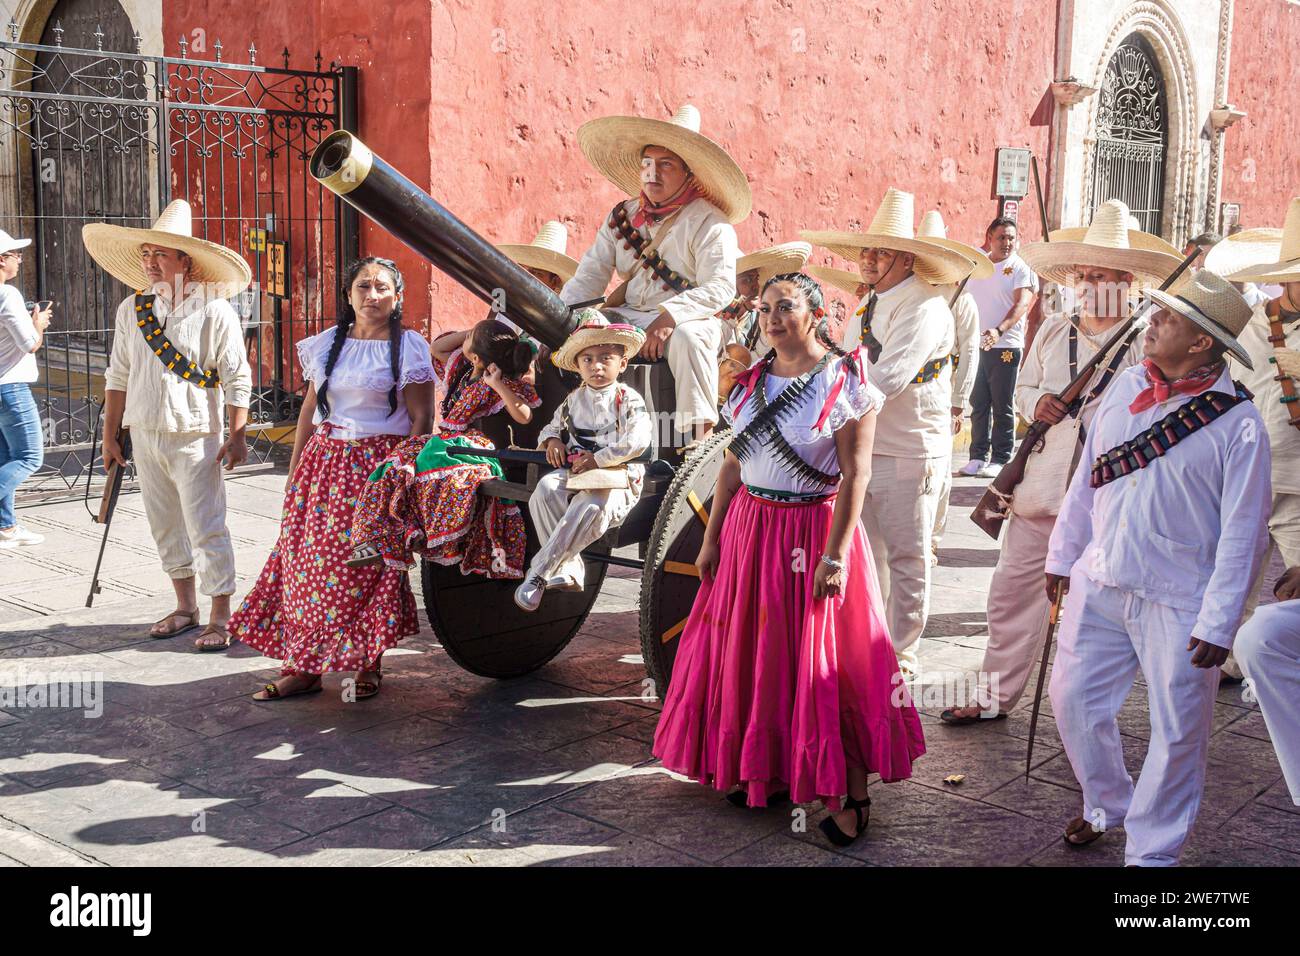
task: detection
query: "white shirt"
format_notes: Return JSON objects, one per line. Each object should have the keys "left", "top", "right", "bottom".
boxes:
{"left": 1046, "top": 363, "right": 1271, "bottom": 649}
{"left": 1016, "top": 313, "right": 1148, "bottom": 432}
{"left": 946, "top": 288, "right": 980, "bottom": 408}
{"left": 845, "top": 275, "right": 955, "bottom": 459}
{"left": 104, "top": 289, "right": 253, "bottom": 435}
{"left": 297, "top": 328, "right": 435, "bottom": 440}
{"left": 1231, "top": 300, "right": 1300, "bottom": 494}
{"left": 0, "top": 285, "right": 38, "bottom": 384}
{"left": 560, "top": 197, "right": 739, "bottom": 327}
{"left": 967, "top": 253, "right": 1036, "bottom": 349}
{"left": 722, "top": 348, "right": 885, "bottom": 494}
{"left": 537, "top": 380, "right": 653, "bottom": 483}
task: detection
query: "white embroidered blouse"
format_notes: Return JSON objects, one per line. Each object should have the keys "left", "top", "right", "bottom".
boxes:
{"left": 296, "top": 328, "right": 436, "bottom": 439}
{"left": 722, "top": 347, "right": 884, "bottom": 494}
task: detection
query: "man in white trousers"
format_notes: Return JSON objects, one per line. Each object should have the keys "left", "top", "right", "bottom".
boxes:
{"left": 941, "top": 200, "right": 1180, "bottom": 723}
{"left": 803, "top": 188, "right": 975, "bottom": 678}
{"left": 1044, "top": 270, "right": 1271, "bottom": 866}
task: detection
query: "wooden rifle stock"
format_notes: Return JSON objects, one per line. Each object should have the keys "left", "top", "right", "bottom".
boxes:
{"left": 969, "top": 245, "right": 1202, "bottom": 539}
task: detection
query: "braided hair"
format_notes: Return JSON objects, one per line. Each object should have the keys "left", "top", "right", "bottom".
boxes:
{"left": 761, "top": 271, "right": 852, "bottom": 365}
{"left": 439, "top": 318, "right": 533, "bottom": 420}
{"left": 317, "top": 257, "right": 405, "bottom": 419}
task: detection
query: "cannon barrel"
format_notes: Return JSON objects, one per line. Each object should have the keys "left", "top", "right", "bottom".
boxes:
{"left": 309, "top": 130, "right": 578, "bottom": 350}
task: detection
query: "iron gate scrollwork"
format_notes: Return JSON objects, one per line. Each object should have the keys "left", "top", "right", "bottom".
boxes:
{"left": 1091, "top": 33, "right": 1168, "bottom": 237}
{"left": 0, "top": 19, "right": 356, "bottom": 503}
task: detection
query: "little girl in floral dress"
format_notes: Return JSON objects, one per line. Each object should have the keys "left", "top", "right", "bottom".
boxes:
{"left": 348, "top": 318, "right": 540, "bottom": 577}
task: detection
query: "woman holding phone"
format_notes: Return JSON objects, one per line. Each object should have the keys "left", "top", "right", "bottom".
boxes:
{"left": 0, "top": 229, "right": 51, "bottom": 549}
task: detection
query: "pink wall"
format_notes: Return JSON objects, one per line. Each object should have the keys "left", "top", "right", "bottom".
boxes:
{"left": 1223, "top": 0, "right": 1300, "bottom": 231}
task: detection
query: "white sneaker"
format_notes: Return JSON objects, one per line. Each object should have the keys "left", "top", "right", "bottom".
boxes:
{"left": 0, "top": 525, "right": 43, "bottom": 549}
{"left": 978, "top": 462, "right": 1004, "bottom": 479}
{"left": 545, "top": 574, "right": 583, "bottom": 592}
{"left": 958, "top": 459, "right": 986, "bottom": 477}
{"left": 514, "top": 574, "right": 546, "bottom": 612}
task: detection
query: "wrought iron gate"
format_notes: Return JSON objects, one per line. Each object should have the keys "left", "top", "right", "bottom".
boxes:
{"left": 0, "top": 20, "right": 357, "bottom": 502}
{"left": 1091, "top": 33, "right": 1167, "bottom": 236}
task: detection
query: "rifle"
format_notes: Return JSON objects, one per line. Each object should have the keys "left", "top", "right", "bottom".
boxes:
{"left": 969, "top": 245, "right": 1202, "bottom": 539}
{"left": 86, "top": 428, "right": 131, "bottom": 608}
{"left": 1025, "top": 577, "right": 1065, "bottom": 777}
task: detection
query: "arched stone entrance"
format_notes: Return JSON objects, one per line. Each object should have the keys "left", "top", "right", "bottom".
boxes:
{"left": 1091, "top": 33, "right": 1168, "bottom": 235}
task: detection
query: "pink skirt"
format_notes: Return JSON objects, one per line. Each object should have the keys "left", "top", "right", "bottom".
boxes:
{"left": 229, "top": 428, "right": 420, "bottom": 675}
{"left": 652, "top": 488, "right": 926, "bottom": 808}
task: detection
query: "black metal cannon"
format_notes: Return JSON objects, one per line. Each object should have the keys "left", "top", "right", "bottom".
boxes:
{"left": 309, "top": 131, "right": 729, "bottom": 691}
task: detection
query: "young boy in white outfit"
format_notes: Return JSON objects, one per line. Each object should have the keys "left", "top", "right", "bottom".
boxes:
{"left": 515, "top": 313, "right": 653, "bottom": 611}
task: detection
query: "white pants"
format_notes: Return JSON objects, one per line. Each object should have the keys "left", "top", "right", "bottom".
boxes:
{"left": 930, "top": 454, "right": 952, "bottom": 554}
{"left": 131, "top": 428, "right": 236, "bottom": 596}
{"left": 1228, "top": 492, "right": 1300, "bottom": 677}
{"left": 1234, "top": 601, "right": 1300, "bottom": 806}
{"left": 861, "top": 454, "right": 944, "bottom": 675}
{"left": 526, "top": 468, "right": 637, "bottom": 586}
{"left": 982, "top": 512, "right": 1057, "bottom": 710}
{"left": 606, "top": 306, "right": 721, "bottom": 433}
{"left": 1049, "top": 570, "right": 1219, "bottom": 866}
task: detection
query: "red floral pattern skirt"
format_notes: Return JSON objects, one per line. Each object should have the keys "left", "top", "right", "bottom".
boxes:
{"left": 229, "top": 429, "right": 419, "bottom": 676}
{"left": 351, "top": 431, "right": 526, "bottom": 579}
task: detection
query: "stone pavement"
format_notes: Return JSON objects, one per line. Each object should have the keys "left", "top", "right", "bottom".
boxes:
{"left": 1, "top": 469, "right": 1295, "bottom": 867}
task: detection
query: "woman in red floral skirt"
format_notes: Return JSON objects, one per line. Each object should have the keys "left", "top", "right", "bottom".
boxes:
{"left": 228, "top": 257, "right": 435, "bottom": 701}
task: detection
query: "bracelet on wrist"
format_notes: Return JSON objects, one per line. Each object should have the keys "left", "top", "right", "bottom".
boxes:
{"left": 820, "top": 554, "right": 846, "bottom": 572}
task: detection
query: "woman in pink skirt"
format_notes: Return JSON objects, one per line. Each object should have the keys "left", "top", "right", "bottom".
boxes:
{"left": 228, "top": 257, "right": 435, "bottom": 701}
{"left": 653, "top": 272, "right": 925, "bottom": 847}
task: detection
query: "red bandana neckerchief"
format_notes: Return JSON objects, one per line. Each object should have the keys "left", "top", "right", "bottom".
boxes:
{"left": 630, "top": 180, "right": 703, "bottom": 228}
{"left": 1127, "top": 359, "right": 1225, "bottom": 415}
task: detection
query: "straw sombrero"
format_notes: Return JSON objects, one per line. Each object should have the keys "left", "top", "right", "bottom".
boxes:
{"left": 552, "top": 309, "right": 647, "bottom": 372}
{"left": 801, "top": 188, "right": 975, "bottom": 286}
{"left": 806, "top": 264, "right": 865, "bottom": 297}
{"left": 737, "top": 241, "right": 812, "bottom": 286}
{"left": 1019, "top": 199, "right": 1181, "bottom": 288}
{"left": 917, "top": 210, "right": 994, "bottom": 280}
{"left": 82, "top": 200, "right": 252, "bottom": 293}
{"left": 577, "top": 104, "right": 752, "bottom": 224}
{"left": 497, "top": 221, "right": 579, "bottom": 283}
{"left": 1147, "top": 269, "right": 1253, "bottom": 368}
{"left": 1211, "top": 196, "right": 1300, "bottom": 284}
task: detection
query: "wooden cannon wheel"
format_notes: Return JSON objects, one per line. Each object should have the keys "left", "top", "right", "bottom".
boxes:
{"left": 638, "top": 428, "right": 732, "bottom": 696}
{"left": 422, "top": 524, "right": 609, "bottom": 680}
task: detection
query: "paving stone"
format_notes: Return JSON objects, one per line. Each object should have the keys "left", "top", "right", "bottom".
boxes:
{"left": 906, "top": 725, "right": 1063, "bottom": 799}
{"left": 1218, "top": 801, "right": 1300, "bottom": 856}
{"left": 268, "top": 806, "right": 449, "bottom": 865}
{"left": 721, "top": 831, "right": 862, "bottom": 867}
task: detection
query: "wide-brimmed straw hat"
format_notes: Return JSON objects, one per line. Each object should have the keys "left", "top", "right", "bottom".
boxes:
{"left": 806, "top": 264, "right": 865, "bottom": 297}
{"left": 552, "top": 308, "right": 647, "bottom": 372}
{"left": 1019, "top": 199, "right": 1181, "bottom": 288}
{"left": 737, "top": 241, "right": 812, "bottom": 286}
{"left": 0, "top": 229, "right": 31, "bottom": 255}
{"left": 917, "top": 210, "right": 994, "bottom": 280}
{"left": 497, "top": 221, "right": 579, "bottom": 283}
{"left": 801, "top": 188, "right": 975, "bottom": 286}
{"left": 82, "top": 200, "right": 252, "bottom": 293}
{"left": 1209, "top": 196, "right": 1300, "bottom": 284}
{"left": 1148, "top": 269, "right": 1253, "bottom": 368}
{"left": 577, "top": 104, "right": 752, "bottom": 224}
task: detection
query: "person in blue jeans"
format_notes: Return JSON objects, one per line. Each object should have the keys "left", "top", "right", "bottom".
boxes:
{"left": 0, "top": 229, "right": 51, "bottom": 548}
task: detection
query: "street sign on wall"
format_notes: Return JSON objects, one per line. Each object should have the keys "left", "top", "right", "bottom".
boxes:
{"left": 994, "top": 147, "right": 1032, "bottom": 199}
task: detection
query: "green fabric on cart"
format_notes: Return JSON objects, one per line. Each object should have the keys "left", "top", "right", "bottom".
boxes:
{"left": 368, "top": 434, "right": 504, "bottom": 482}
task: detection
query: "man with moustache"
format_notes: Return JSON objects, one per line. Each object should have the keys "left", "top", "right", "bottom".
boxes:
{"left": 1044, "top": 270, "right": 1269, "bottom": 866}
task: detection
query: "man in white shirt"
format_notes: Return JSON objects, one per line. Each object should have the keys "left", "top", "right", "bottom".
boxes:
{"left": 960, "top": 218, "right": 1037, "bottom": 478}
{"left": 803, "top": 188, "right": 975, "bottom": 677}
{"left": 561, "top": 105, "right": 747, "bottom": 448}
{"left": 1044, "top": 270, "right": 1270, "bottom": 866}
{"left": 86, "top": 200, "right": 253, "bottom": 649}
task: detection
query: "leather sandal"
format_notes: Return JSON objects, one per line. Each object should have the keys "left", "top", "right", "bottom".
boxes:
{"left": 194, "top": 623, "right": 232, "bottom": 652}
{"left": 149, "top": 608, "right": 200, "bottom": 639}
{"left": 939, "top": 708, "right": 1008, "bottom": 726}
{"left": 819, "top": 794, "right": 871, "bottom": 847}
{"left": 345, "top": 544, "right": 383, "bottom": 569}
{"left": 353, "top": 670, "right": 382, "bottom": 700}
{"left": 1063, "top": 814, "right": 1106, "bottom": 847}
{"left": 253, "top": 676, "right": 323, "bottom": 702}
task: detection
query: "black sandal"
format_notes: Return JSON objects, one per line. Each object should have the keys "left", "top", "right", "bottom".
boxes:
{"left": 819, "top": 794, "right": 871, "bottom": 847}
{"left": 939, "top": 709, "right": 1008, "bottom": 726}
{"left": 725, "top": 787, "right": 791, "bottom": 809}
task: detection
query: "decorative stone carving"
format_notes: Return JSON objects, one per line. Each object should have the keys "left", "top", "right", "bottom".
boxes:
{"left": 1051, "top": 77, "right": 1099, "bottom": 107}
